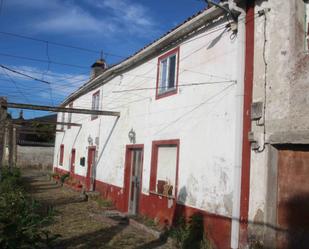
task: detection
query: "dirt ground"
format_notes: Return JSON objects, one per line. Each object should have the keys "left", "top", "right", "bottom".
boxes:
{"left": 22, "top": 171, "right": 175, "bottom": 249}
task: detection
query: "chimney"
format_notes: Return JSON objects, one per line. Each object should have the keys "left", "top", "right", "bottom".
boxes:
{"left": 91, "top": 59, "right": 107, "bottom": 79}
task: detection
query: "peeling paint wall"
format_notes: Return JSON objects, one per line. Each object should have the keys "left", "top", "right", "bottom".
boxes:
{"left": 249, "top": 0, "right": 309, "bottom": 244}
{"left": 53, "top": 16, "right": 242, "bottom": 218}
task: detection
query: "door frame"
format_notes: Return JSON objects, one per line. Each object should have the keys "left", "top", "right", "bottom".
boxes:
{"left": 70, "top": 148, "right": 76, "bottom": 176}
{"left": 86, "top": 146, "right": 96, "bottom": 191}
{"left": 123, "top": 144, "right": 144, "bottom": 213}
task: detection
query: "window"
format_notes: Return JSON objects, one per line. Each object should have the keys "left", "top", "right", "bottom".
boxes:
{"left": 67, "top": 103, "right": 73, "bottom": 129}
{"left": 91, "top": 90, "right": 100, "bottom": 120}
{"left": 59, "top": 144, "right": 64, "bottom": 166}
{"left": 156, "top": 47, "right": 179, "bottom": 99}
{"left": 150, "top": 140, "right": 179, "bottom": 197}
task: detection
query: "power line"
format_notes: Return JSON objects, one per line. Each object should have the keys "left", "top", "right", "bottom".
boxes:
{"left": 0, "top": 31, "right": 100, "bottom": 55}
{"left": 0, "top": 52, "right": 89, "bottom": 69}
{"left": 0, "top": 64, "right": 51, "bottom": 84}
{"left": 0, "top": 31, "right": 128, "bottom": 59}
{"left": 112, "top": 80, "right": 236, "bottom": 93}
{"left": 1, "top": 67, "right": 30, "bottom": 104}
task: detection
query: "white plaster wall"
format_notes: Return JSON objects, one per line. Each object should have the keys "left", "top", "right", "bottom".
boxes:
{"left": 54, "top": 19, "right": 241, "bottom": 217}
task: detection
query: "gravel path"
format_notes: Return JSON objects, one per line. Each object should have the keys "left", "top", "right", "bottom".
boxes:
{"left": 22, "top": 171, "right": 175, "bottom": 249}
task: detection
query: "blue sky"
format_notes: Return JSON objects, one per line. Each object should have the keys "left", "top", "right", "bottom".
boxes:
{"left": 0, "top": 0, "right": 214, "bottom": 119}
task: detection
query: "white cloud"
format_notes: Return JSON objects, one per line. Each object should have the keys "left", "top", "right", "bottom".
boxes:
{"left": 8, "top": 0, "right": 157, "bottom": 37}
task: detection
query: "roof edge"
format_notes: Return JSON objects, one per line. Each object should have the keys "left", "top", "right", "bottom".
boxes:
{"left": 61, "top": 4, "right": 227, "bottom": 107}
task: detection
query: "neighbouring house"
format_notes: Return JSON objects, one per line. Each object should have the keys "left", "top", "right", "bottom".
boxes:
{"left": 53, "top": 1, "right": 309, "bottom": 248}
{"left": 246, "top": 1, "right": 309, "bottom": 249}
{"left": 15, "top": 114, "right": 56, "bottom": 170}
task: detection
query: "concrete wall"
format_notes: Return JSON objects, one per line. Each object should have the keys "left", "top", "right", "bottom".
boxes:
{"left": 248, "top": 0, "right": 309, "bottom": 244}
{"left": 18, "top": 145, "right": 54, "bottom": 170}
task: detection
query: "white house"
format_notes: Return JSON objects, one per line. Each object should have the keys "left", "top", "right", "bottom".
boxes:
{"left": 53, "top": 1, "right": 254, "bottom": 248}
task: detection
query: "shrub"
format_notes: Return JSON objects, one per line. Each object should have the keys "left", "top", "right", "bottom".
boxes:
{"left": 170, "top": 214, "right": 212, "bottom": 249}
{"left": 0, "top": 167, "right": 60, "bottom": 249}
{"left": 60, "top": 173, "right": 70, "bottom": 185}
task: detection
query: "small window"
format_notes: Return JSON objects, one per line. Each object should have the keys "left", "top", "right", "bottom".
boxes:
{"left": 150, "top": 140, "right": 179, "bottom": 197}
{"left": 67, "top": 103, "right": 73, "bottom": 129}
{"left": 59, "top": 144, "right": 64, "bottom": 166}
{"left": 91, "top": 91, "right": 100, "bottom": 120}
{"left": 156, "top": 48, "right": 179, "bottom": 99}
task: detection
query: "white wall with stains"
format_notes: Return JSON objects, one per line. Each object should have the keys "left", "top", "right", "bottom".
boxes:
{"left": 53, "top": 16, "right": 242, "bottom": 218}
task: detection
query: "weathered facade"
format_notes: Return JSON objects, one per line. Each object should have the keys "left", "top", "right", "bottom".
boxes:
{"left": 247, "top": 0, "right": 309, "bottom": 248}
{"left": 53, "top": 1, "right": 309, "bottom": 248}
{"left": 53, "top": 2, "right": 248, "bottom": 248}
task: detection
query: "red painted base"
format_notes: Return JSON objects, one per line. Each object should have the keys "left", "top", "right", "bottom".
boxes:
{"left": 53, "top": 166, "right": 231, "bottom": 249}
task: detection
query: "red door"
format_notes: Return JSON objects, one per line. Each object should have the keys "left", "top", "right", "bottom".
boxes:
{"left": 70, "top": 149, "right": 76, "bottom": 175}
{"left": 277, "top": 145, "right": 309, "bottom": 249}
{"left": 86, "top": 147, "right": 96, "bottom": 191}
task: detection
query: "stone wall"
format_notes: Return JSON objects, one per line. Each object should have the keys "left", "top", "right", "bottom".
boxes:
{"left": 17, "top": 145, "right": 54, "bottom": 170}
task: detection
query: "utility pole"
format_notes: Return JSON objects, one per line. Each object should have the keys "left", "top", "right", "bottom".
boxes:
{"left": 0, "top": 97, "right": 8, "bottom": 181}
{"left": 8, "top": 119, "right": 13, "bottom": 171}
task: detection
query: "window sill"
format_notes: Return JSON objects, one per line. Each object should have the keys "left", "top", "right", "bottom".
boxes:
{"left": 156, "top": 89, "right": 177, "bottom": 100}
{"left": 149, "top": 190, "right": 175, "bottom": 200}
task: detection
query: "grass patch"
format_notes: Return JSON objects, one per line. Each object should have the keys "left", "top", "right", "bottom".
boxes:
{"left": 96, "top": 198, "right": 114, "bottom": 209}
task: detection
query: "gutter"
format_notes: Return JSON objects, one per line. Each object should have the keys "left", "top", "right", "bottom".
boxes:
{"left": 230, "top": 1, "right": 246, "bottom": 248}
{"left": 61, "top": 4, "right": 229, "bottom": 106}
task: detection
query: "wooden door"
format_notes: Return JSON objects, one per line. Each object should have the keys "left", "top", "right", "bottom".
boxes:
{"left": 86, "top": 147, "right": 96, "bottom": 191}
{"left": 277, "top": 145, "right": 309, "bottom": 249}
{"left": 123, "top": 145, "right": 144, "bottom": 215}
{"left": 70, "top": 149, "right": 76, "bottom": 175}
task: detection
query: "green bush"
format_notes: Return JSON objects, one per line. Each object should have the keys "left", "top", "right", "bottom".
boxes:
{"left": 60, "top": 173, "right": 70, "bottom": 185}
{"left": 170, "top": 214, "right": 212, "bottom": 249}
{"left": 0, "top": 167, "right": 60, "bottom": 249}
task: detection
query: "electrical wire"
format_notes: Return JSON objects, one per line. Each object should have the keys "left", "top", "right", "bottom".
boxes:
{"left": 0, "top": 64, "right": 51, "bottom": 84}
{"left": 0, "top": 52, "right": 89, "bottom": 69}
{"left": 257, "top": 10, "right": 268, "bottom": 153}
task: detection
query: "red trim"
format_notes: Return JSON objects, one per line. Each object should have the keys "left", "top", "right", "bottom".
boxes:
{"left": 123, "top": 144, "right": 144, "bottom": 213}
{"left": 86, "top": 146, "right": 96, "bottom": 191}
{"left": 239, "top": 1, "right": 255, "bottom": 247}
{"left": 53, "top": 166, "right": 231, "bottom": 248}
{"left": 91, "top": 90, "right": 100, "bottom": 121}
{"left": 149, "top": 139, "right": 180, "bottom": 198}
{"left": 67, "top": 102, "right": 73, "bottom": 129}
{"left": 70, "top": 148, "right": 76, "bottom": 176}
{"left": 59, "top": 144, "right": 64, "bottom": 166}
{"left": 155, "top": 47, "right": 180, "bottom": 100}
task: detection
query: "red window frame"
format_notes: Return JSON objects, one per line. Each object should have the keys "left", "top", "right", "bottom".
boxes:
{"left": 155, "top": 47, "right": 180, "bottom": 100}
{"left": 149, "top": 139, "right": 180, "bottom": 197}
{"left": 91, "top": 90, "right": 100, "bottom": 120}
{"left": 67, "top": 102, "right": 73, "bottom": 129}
{"left": 59, "top": 144, "right": 64, "bottom": 166}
